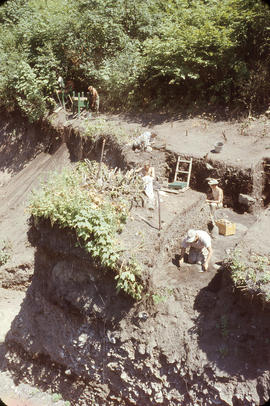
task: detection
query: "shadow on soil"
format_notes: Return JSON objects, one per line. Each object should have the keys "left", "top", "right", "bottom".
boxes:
{"left": 0, "top": 227, "right": 135, "bottom": 405}
{"left": 0, "top": 339, "right": 91, "bottom": 405}
{"left": 192, "top": 269, "right": 270, "bottom": 380}
{"left": 0, "top": 118, "right": 46, "bottom": 174}
{"left": 0, "top": 275, "right": 133, "bottom": 405}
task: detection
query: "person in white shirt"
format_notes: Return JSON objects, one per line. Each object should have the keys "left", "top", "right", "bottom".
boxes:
{"left": 179, "top": 229, "right": 213, "bottom": 272}
{"left": 134, "top": 162, "right": 156, "bottom": 209}
{"left": 206, "top": 179, "right": 223, "bottom": 221}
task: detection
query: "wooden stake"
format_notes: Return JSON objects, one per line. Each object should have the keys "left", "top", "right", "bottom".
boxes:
{"left": 157, "top": 190, "right": 161, "bottom": 231}
{"left": 55, "top": 89, "right": 62, "bottom": 107}
{"left": 97, "top": 138, "right": 106, "bottom": 180}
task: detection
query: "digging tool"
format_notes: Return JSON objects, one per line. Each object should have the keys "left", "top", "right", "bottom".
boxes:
{"left": 55, "top": 89, "right": 63, "bottom": 107}
{"left": 134, "top": 213, "right": 159, "bottom": 230}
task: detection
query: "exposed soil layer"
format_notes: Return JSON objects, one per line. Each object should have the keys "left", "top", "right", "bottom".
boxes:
{"left": 165, "top": 153, "right": 260, "bottom": 212}
{"left": 4, "top": 206, "right": 269, "bottom": 406}
{"left": 263, "top": 159, "right": 270, "bottom": 206}
{"left": 0, "top": 111, "right": 270, "bottom": 405}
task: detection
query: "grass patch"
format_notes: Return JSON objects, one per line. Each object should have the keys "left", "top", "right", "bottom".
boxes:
{"left": 84, "top": 118, "right": 140, "bottom": 144}
{"left": 29, "top": 161, "right": 145, "bottom": 300}
{"left": 224, "top": 249, "right": 270, "bottom": 305}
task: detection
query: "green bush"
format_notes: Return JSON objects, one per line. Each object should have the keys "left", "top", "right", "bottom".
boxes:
{"left": 29, "top": 161, "right": 145, "bottom": 300}
{"left": 84, "top": 118, "right": 139, "bottom": 144}
{"left": 224, "top": 249, "right": 270, "bottom": 305}
{"left": 1, "top": 0, "right": 270, "bottom": 119}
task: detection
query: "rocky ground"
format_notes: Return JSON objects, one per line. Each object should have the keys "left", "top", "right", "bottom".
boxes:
{"left": 0, "top": 111, "right": 269, "bottom": 405}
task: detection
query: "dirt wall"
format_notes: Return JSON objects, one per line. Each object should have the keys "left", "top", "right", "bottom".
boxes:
{"left": 5, "top": 212, "right": 270, "bottom": 406}
{"left": 166, "top": 153, "right": 264, "bottom": 212}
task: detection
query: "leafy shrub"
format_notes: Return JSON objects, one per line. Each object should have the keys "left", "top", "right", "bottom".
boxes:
{"left": 29, "top": 161, "right": 145, "bottom": 300}
{"left": 1, "top": 0, "right": 270, "bottom": 118}
{"left": 224, "top": 249, "right": 270, "bottom": 305}
{"left": 85, "top": 118, "right": 133, "bottom": 144}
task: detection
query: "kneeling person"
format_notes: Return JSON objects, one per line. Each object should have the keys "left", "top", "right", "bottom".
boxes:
{"left": 132, "top": 131, "right": 157, "bottom": 151}
{"left": 179, "top": 229, "right": 212, "bottom": 271}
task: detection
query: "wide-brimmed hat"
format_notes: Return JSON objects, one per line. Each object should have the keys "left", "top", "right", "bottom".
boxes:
{"left": 208, "top": 179, "right": 219, "bottom": 186}
{"left": 185, "top": 229, "right": 197, "bottom": 243}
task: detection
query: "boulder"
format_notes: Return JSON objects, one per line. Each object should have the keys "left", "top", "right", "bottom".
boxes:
{"left": 238, "top": 193, "right": 256, "bottom": 207}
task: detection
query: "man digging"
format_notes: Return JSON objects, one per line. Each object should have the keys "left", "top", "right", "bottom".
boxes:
{"left": 132, "top": 131, "right": 157, "bottom": 152}
{"left": 179, "top": 229, "right": 213, "bottom": 272}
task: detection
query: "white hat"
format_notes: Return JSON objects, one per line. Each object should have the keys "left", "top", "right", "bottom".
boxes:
{"left": 185, "top": 229, "right": 197, "bottom": 243}
{"left": 208, "top": 179, "right": 219, "bottom": 186}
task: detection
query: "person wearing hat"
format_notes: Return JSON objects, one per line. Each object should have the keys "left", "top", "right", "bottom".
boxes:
{"left": 179, "top": 229, "right": 213, "bottom": 271}
{"left": 206, "top": 179, "right": 223, "bottom": 220}
{"left": 136, "top": 162, "right": 156, "bottom": 178}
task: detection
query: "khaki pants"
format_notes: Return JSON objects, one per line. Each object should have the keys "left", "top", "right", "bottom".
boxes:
{"left": 188, "top": 247, "right": 208, "bottom": 265}
{"left": 209, "top": 202, "right": 223, "bottom": 221}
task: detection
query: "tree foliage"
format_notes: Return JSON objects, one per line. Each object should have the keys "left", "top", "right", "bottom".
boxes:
{"left": 0, "top": 0, "right": 269, "bottom": 120}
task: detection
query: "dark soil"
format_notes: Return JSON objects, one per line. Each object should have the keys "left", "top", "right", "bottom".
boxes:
{"left": 0, "top": 110, "right": 269, "bottom": 405}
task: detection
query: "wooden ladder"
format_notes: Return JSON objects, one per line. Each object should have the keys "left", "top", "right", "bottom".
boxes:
{"left": 173, "top": 156, "right": 193, "bottom": 189}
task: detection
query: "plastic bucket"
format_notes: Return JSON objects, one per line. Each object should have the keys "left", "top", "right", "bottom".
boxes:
{"left": 214, "top": 142, "right": 224, "bottom": 153}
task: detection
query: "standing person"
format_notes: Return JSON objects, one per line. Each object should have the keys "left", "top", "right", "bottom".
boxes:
{"left": 142, "top": 174, "right": 155, "bottom": 209}
{"left": 88, "top": 85, "right": 99, "bottom": 112}
{"left": 132, "top": 131, "right": 157, "bottom": 152}
{"left": 135, "top": 162, "right": 156, "bottom": 209}
{"left": 206, "top": 179, "right": 223, "bottom": 220}
{"left": 57, "top": 76, "right": 65, "bottom": 91}
{"left": 136, "top": 162, "right": 155, "bottom": 178}
{"left": 179, "top": 229, "right": 213, "bottom": 272}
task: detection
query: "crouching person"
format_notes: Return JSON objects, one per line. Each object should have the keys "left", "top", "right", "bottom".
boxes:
{"left": 179, "top": 229, "right": 212, "bottom": 272}
{"left": 132, "top": 131, "right": 157, "bottom": 152}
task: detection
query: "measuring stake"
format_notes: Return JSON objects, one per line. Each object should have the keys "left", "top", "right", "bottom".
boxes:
{"left": 97, "top": 138, "right": 106, "bottom": 180}
{"left": 157, "top": 190, "right": 161, "bottom": 231}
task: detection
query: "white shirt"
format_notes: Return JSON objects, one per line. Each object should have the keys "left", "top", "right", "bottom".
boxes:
{"left": 181, "top": 230, "right": 211, "bottom": 250}
{"left": 58, "top": 76, "right": 65, "bottom": 89}
{"left": 138, "top": 131, "right": 152, "bottom": 146}
{"left": 142, "top": 175, "right": 154, "bottom": 199}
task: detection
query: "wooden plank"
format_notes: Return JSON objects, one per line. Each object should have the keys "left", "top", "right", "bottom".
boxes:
{"left": 72, "top": 97, "right": 88, "bottom": 101}
{"left": 186, "top": 158, "right": 192, "bottom": 188}
{"left": 173, "top": 156, "right": 180, "bottom": 182}
{"left": 160, "top": 187, "right": 179, "bottom": 194}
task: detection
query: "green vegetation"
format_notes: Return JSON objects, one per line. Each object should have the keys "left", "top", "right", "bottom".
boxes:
{"left": 52, "top": 393, "right": 63, "bottom": 403}
{"left": 224, "top": 249, "right": 270, "bottom": 305}
{"left": 0, "top": 239, "right": 12, "bottom": 266}
{"left": 0, "top": 0, "right": 270, "bottom": 121}
{"left": 85, "top": 118, "right": 138, "bottom": 144}
{"left": 29, "top": 161, "right": 145, "bottom": 300}
{"left": 150, "top": 287, "right": 175, "bottom": 305}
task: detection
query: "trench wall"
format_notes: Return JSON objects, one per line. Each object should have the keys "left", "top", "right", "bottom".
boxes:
{"left": 166, "top": 153, "right": 264, "bottom": 212}
{"left": 263, "top": 158, "right": 270, "bottom": 206}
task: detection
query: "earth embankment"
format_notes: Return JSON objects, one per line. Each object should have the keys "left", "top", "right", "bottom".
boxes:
{"left": 0, "top": 112, "right": 269, "bottom": 405}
